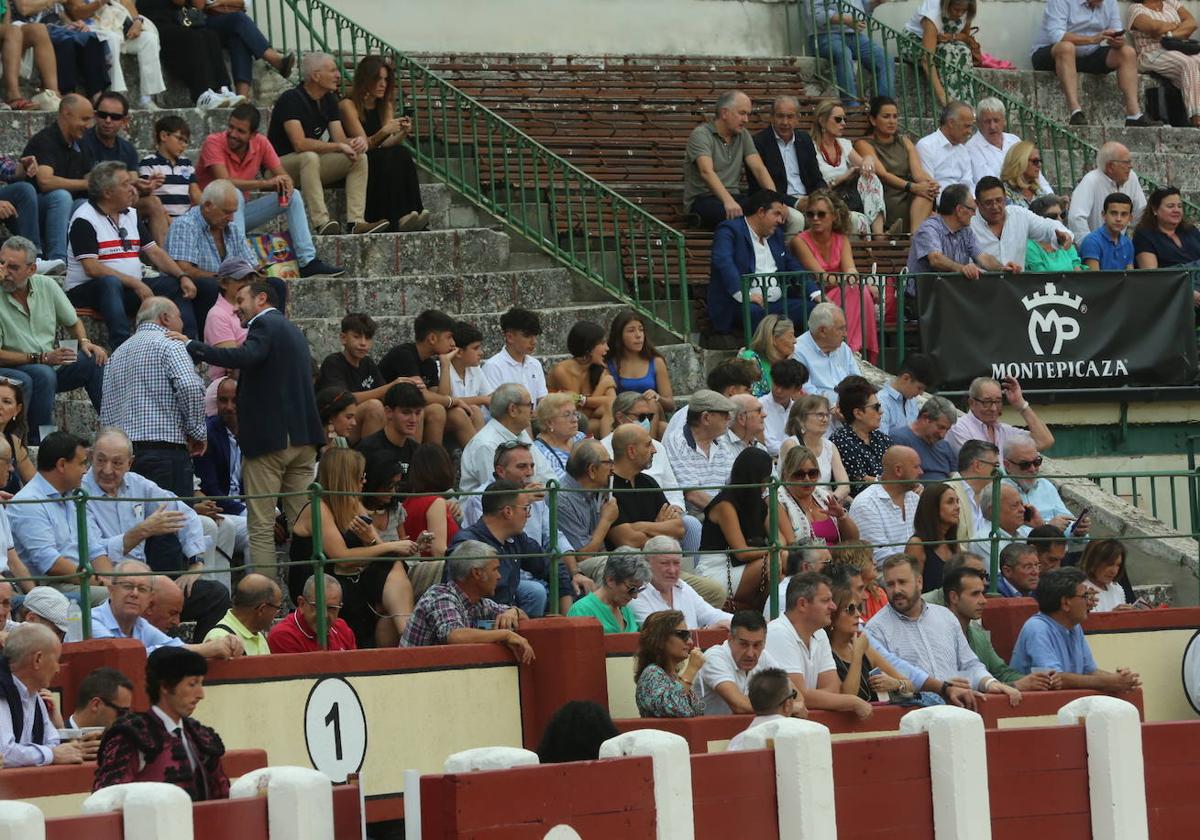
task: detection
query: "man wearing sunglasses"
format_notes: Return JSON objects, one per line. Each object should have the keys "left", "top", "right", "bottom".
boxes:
{"left": 948, "top": 440, "right": 1001, "bottom": 546}
{"left": 1002, "top": 436, "right": 1090, "bottom": 547}
{"left": 65, "top": 667, "right": 134, "bottom": 760}
{"left": 945, "top": 375, "right": 1055, "bottom": 457}
{"left": 970, "top": 176, "right": 1073, "bottom": 271}
{"left": 965, "top": 98, "right": 1056, "bottom": 195}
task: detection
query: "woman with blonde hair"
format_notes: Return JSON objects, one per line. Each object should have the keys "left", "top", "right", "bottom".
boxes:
{"left": 1000, "top": 141, "right": 1052, "bottom": 208}
{"left": 532, "top": 392, "right": 586, "bottom": 480}
{"left": 790, "top": 188, "right": 878, "bottom": 362}
{"left": 810, "top": 99, "right": 885, "bottom": 236}
{"left": 737, "top": 314, "right": 797, "bottom": 397}
{"left": 778, "top": 394, "right": 851, "bottom": 500}
{"left": 288, "top": 447, "right": 421, "bottom": 647}
{"left": 778, "top": 445, "right": 858, "bottom": 548}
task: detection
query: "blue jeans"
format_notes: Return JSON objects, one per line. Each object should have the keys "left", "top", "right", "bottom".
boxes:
{"left": 8, "top": 356, "right": 104, "bottom": 442}
{"left": 0, "top": 182, "right": 41, "bottom": 249}
{"left": 812, "top": 32, "right": 895, "bottom": 102}
{"left": 65, "top": 274, "right": 201, "bottom": 348}
{"left": 238, "top": 189, "right": 316, "bottom": 266}
{"left": 516, "top": 575, "right": 548, "bottom": 618}
{"left": 37, "top": 192, "right": 84, "bottom": 262}
{"left": 204, "top": 12, "right": 271, "bottom": 85}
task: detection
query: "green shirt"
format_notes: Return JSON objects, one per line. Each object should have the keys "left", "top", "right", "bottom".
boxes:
{"left": 1024, "top": 240, "right": 1084, "bottom": 273}
{"left": 567, "top": 592, "right": 639, "bottom": 634}
{"left": 965, "top": 621, "right": 1024, "bottom": 685}
{"left": 0, "top": 274, "right": 80, "bottom": 355}
{"left": 204, "top": 609, "right": 271, "bottom": 656}
{"left": 682, "top": 122, "right": 758, "bottom": 208}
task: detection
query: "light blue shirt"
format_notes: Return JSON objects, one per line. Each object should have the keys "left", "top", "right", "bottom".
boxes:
{"left": 808, "top": 0, "right": 870, "bottom": 31}
{"left": 90, "top": 601, "right": 185, "bottom": 652}
{"left": 81, "top": 469, "right": 208, "bottom": 564}
{"left": 867, "top": 601, "right": 993, "bottom": 691}
{"left": 1033, "top": 0, "right": 1121, "bottom": 56}
{"left": 9, "top": 473, "right": 104, "bottom": 576}
{"left": 1010, "top": 611, "right": 1097, "bottom": 675}
{"left": 878, "top": 382, "right": 918, "bottom": 435}
{"left": 1006, "top": 477, "right": 1086, "bottom": 547}
{"left": 792, "top": 331, "right": 861, "bottom": 401}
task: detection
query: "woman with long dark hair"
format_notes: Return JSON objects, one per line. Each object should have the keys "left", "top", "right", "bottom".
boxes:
{"left": 855, "top": 95, "right": 937, "bottom": 232}
{"left": 0, "top": 378, "right": 34, "bottom": 492}
{"left": 605, "top": 309, "right": 674, "bottom": 435}
{"left": 904, "top": 483, "right": 961, "bottom": 591}
{"left": 338, "top": 55, "right": 428, "bottom": 232}
{"left": 547, "top": 321, "right": 616, "bottom": 436}
{"left": 401, "top": 443, "right": 460, "bottom": 559}
{"left": 316, "top": 387, "right": 357, "bottom": 449}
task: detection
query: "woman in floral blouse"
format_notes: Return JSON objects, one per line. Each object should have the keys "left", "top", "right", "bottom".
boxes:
{"left": 634, "top": 610, "right": 706, "bottom": 717}
{"left": 829, "top": 378, "right": 893, "bottom": 495}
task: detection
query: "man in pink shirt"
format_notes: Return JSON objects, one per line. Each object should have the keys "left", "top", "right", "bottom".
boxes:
{"left": 197, "top": 104, "right": 341, "bottom": 279}
{"left": 945, "top": 375, "right": 1054, "bottom": 457}
{"left": 203, "top": 257, "right": 257, "bottom": 382}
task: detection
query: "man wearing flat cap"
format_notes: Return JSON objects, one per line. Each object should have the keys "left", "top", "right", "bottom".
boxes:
{"left": 93, "top": 646, "right": 229, "bottom": 800}
{"left": 662, "top": 389, "right": 740, "bottom": 516}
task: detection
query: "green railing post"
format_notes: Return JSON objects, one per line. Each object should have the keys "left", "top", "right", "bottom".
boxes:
{"left": 308, "top": 483, "right": 329, "bottom": 649}
{"left": 547, "top": 479, "right": 560, "bottom": 613}
{"left": 988, "top": 468, "right": 1002, "bottom": 595}
{"left": 768, "top": 476, "right": 781, "bottom": 620}
{"left": 1188, "top": 436, "right": 1200, "bottom": 603}
{"left": 73, "top": 489, "right": 93, "bottom": 640}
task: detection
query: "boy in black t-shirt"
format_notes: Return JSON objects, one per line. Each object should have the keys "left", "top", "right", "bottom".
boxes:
{"left": 379, "top": 309, "right": 478, "bottom": 447}
{"left": 354, "top": 382, "right": 423, "bottom": 482}
{"left": 316, "top": 313, "right": 401, "bottom": 442}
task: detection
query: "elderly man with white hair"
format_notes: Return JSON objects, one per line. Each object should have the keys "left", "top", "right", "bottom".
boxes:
{"left": 945, "top": 375, "right": 1054, "bottom": 456}
{"left": 1002, "top": 435, "right": 1091, "bottom": 547}
{"left": 791, "top": 302, "right": 861, "bottom": 401}
{"left": 1066, "top": 142, "right": 1149, "bottom": 242}
{"left": 914, "top": 102, "right": 976, "bottom": 201}
{"left": 266, "top": 52, "right": 388, "bottom": 236}
{"left": 0, "top": 623, "right": 83, "bottom": 767}
{"left": 725, "top": 393, "right": 768, "bottom": 455}
{"left": 630, "top": 536, "right": 733, "bottom": 628}
{"left": 969, "top": 482, "right": 1029, "bottom": 558}
{"left": 966, "top": 99, "right": 1055, "bottom": 193}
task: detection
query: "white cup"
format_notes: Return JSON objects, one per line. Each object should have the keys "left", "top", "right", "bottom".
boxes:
{"left": 38, "top": 425, "right": 56, "bottom": 442}
{"left": 59, "top": 339, "right": 78, "bottom": 353}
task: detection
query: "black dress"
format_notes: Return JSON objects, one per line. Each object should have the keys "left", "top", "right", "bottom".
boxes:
{"left": 361, "top": 104, "right": 425, "bottom": 231}
{"left": 919, "top": 542, "right": 946, "bottom": 593}
{"left": 832, "top": 649, "right": 878, "bottom": 702}
{"left": 140, "top": 0, "right": 232, "bottom": 101}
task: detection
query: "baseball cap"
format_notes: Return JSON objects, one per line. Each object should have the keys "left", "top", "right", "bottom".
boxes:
{"left": 687, "top": 389, "right": 738, "bottom": 414}
{"left": 22, "top": 586, "right": 70, "bottom": 634}
{"left": 216, "top": 257, "right": 260, "bottom": 280}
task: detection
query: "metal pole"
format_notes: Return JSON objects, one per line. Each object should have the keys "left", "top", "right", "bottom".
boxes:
{"left": 988, "top": 468, "right": 1002, "bottom": 595}
{"left": 547, "top": 479, "right": 560, "bottom": 613}
{"left": 768, "top": 476, "right": 781, "bottom": 620}
{"left": 309, "top": 483, "right": 329, "bottom": 649}
{"left": 73, "top": 490, "right": 93, "bottom": 640}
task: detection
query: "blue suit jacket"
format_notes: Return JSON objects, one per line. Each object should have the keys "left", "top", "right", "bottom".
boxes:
{"left": 707, "top": 218, "right": 810, "bottom": 334}
{"left": 192, "top": 416, "right": 244, "bottom": 515}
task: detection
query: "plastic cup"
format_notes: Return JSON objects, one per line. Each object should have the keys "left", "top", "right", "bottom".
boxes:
{"left": 59, "top": 339, "right": 77, "bottom": 353}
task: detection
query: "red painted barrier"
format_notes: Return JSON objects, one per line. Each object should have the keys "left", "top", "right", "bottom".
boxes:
{"left": 691, "top": 750, "right": 779, "bottom": 840}
{"left": 518, "top": 618, "right": 609, "bottom": 750}
{"left": 1144, "top": 721, "right": 1200, "bottom": 836}
{"left": 987, "top": 726, "right": 1091, "bottom": 840}
{"left": 981, "top": 597, "right": 1038, "bottom": 661}
{"left": 55, "top": 639, "right": 149, "bottom": 715}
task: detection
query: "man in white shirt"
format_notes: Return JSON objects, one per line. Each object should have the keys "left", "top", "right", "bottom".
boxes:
{"left": 791, "top": 302, "right": 860, "bottom": 401}
{"left": 966, "top": 99, "right": 1055, "bottom": 193}
{"left": 631, "top": 536, "right": 733, "bottom": 629}
{"left": 694, "top": 611, "right": 785, "bottom": 716}
{"left": 764, "top": 571, "right": 872, "bottom": 718}
{"left": 480, "top": 307, "right": 547, "bottom": 408}
{"left": 915, "top": 102, "right": 975, "bottom": 201}
{"left": 759, "top": 358, "right": 807, "bottom": 456}
{"left": 663, "top": 389, "right": 739, "bottom": 516}
{"left": 849, "top": 446, "right": 923, "bottom": 565}
{"left": 727, "top": 667, "right": 802, "bottom": 750}
{"left": 0, "top": 623, "right": 83, "bottom": 768}
{"left": 460, "top": 383, "right": 553, "bottom": 496}
{"left": 725, "top": 393, "right": 768, "bottom": 455}
{"left": 1066, "top": 143, "right": 1148, "bottom": 241}
{"left": 971, "top": 176, "right": 1073, "bottom": 271}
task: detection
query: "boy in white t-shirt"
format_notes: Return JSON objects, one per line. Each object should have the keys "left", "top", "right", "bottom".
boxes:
{"left": 444, "top": 320, "right": 492, "bottom": 429}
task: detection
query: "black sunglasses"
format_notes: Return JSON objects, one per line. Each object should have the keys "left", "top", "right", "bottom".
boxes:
{"left": 95, "top": 109, "right": 127, "bottom": 121}
{"left": 1007, "top": 456, "right": 1044, "bottom": 470}
{"left": 671, "top": 629, "right": 692, "bottom": 642}
{"left": 634, "top": 412, "right": 655, "bottom": 422}
{"left": 100, "top": 696, "right": 131, "bottom": 716}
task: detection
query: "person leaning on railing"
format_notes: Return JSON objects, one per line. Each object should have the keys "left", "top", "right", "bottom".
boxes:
{"left": 905, "top": 183, "right": 1002, "bottom": 282}
{"left": 855, "top": 96, "right": 938, "bottom": 234}
{"left": 1024, "top": 194, "right": 1084, "bottom": 271}
{"left": 1133, "top": 186, "right": 1200, "bottom": 305}
{"left": 1128, "top": 0, "right": 1200, "bottom": 128}
{"left": 288, "top": 447, "right": 420, "bottom": 648}
{"left": 827, "top": 579, "right": 909, "bottom": 703}
{"left": 634, "top": 609, "right": 705, "bottom": 718}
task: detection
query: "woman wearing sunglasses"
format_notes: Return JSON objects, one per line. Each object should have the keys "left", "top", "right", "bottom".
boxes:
{"left": 634, "top": 609, "right": 706, "bottom": 717}
{"left": 1025, "top": 195, "right": 1084, "bottom": 272}
{"left": 568, "top": 552, "right": 650, "bottom": 634}
{"left": 827, "top": 581, "right": 910, "bottom": 702}
{"left": 830, "top": 379, "right": 893, "bottom": 495}
{"left": 810, "top": 99, "right": 885, "bottom": 237}
{"left": 999, "top": 141, "right": 1053, "bottom": 209}
{"left": 779, "top": 445, "right": 860, "bottom": 548}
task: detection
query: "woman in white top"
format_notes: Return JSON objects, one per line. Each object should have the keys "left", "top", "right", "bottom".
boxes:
{"left": 905, "top": 0, "right": 978, "bottom": 106}
{"left": 1081, "top": 540, "right": 1132, "bottom": 612}
{"left": 778, "top": 393, "right": 851, "bottom": 501}
{"left": 810, "top": 99, "right": 885, "bottom": 237}
{"left": 444, "top": 321, "right": 490, "bottom": 433}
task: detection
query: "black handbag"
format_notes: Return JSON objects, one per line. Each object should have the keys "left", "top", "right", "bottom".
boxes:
{"left": 1161, "top": 36, "right": 1200, "bottom": 55}
{"left": 177, "top": 6, "right": 207, "bottom": 27}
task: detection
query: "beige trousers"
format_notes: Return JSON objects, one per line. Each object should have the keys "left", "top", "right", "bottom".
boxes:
{"left": 242, "top": 443, "right": 318, "bottom": 574}
{"left": 278, "top": 150, "right": 368, "bottom": 227}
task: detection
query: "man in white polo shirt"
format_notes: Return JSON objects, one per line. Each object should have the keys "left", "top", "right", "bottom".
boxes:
{"left": 764, "top": 571, "right": 872, "bottom": 718}
{"left": 694, "top": 610, "right": 797, "bottom": 716}
{"left": 480, "top": 307, "right": 547, "bottom": 413}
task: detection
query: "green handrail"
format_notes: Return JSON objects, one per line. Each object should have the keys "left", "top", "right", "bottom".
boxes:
{"left": 249, "top": 0, "right": 691, "bottom": 339}
{"left": 791, "top": 0, "right": 1200, "bottom": 218}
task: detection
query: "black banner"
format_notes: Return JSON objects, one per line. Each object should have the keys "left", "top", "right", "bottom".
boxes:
{"left": 918, "top": 270, "right": 1197, "bottom": 390}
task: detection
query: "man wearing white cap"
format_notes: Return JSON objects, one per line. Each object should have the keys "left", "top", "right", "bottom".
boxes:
{"left": 19, "top": 587, "right": 72, "bottom": 642}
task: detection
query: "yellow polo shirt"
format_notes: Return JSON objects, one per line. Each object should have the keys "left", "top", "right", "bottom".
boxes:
{"left": 203, "top": 609, "right": 271, "bottom": 656}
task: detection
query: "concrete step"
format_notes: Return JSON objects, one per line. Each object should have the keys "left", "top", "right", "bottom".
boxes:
{"left": 312, "top": 227, "right": 511, "bottom": 277}
{"left": 976, "top": 67, "right": 1166, "bottom": 129}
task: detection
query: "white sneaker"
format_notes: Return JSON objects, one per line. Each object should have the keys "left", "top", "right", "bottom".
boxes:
{"left": 218, "top": 86, "right": 247, "bottom": 107}
{"left": 196, "top": 88, "right": 225, "bottom": 110}
{"left": 30, "top": 89, "right": 61, "bottom": 112}
{"left": 138, "top": 95, "right": 161, "bottom": 111}
{"left": 35, "top": 258, "right": 64, "bottom": 276}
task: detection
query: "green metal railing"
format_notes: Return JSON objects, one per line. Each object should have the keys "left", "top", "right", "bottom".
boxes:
{"left": 788, "top": 0, "right": 1200, "bottom": 217}
{"left": 248, "top": 0, "right": 691, "bottom": 338}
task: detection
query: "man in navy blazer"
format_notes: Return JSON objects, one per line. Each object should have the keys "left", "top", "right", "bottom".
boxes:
{"left": 193, "top": 377, "right": 245, "bottom": 517}
{"left": 747, "top": 96, "right": 827, "bottom": 214}
{"left": 708, "top": 190, "right": 818, "bottom": 336}
{"left": 175, "top": 280, "right": 324, "bottom": 574}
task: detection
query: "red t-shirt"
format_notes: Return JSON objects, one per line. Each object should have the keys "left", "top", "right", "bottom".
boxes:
{"left": 402, "top": 495, "right": 459, "bottom": 556}
{"left": 197, "top": 131, "right": 282, "bottom": 190}
{"left": 267, "top": 610, "right": 358, "bottom": 654}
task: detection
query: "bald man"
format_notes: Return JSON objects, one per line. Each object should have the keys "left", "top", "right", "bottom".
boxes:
{"left": 143, "top": 576, "right": 184, "bottom": 637}
{"left": 849, "top": 446, "right": 924, "bottom": 565}
{"left": 22, "top": 94, "right": 96, "bottom": 266}
{"left": 725, "top": 393, "right": 767, "bottom": 455}
{"left": 204, "top": 574, "right": 281, "bottom": 656}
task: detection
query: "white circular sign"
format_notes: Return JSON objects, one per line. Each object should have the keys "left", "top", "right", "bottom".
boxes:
{"left": 304, "top": 677, "right": 367, "bottom": 782}
{"left": 1182, "top": 630, "right": 1200, "bottom": 716}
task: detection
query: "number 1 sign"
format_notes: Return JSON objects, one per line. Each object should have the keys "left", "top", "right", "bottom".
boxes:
{"left": 304, "top": 677, "right": 368, "bottom": 782}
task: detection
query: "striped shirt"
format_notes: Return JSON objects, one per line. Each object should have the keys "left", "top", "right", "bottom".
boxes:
{"left": 866, "top": 601, "right": 992, "bottom": 691}
{"left": 662, "top": 424, "right": 738, "bottom": 514}
{"left": 139, "top": 153, "right": 197, "bottom": 218}
{"left": 99, "top": 322, "right": 207, "bottom": 445}
{"left": 65, "top": 201, "right": 151, "bottom": 292}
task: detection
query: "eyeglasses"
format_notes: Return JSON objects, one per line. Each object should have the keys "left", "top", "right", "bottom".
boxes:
{"left": 555, "top": 411, "right": 579, "bottom": 421}
{"left": 633, "top": 412, "right": 655, "bottom": 422}
{"left": 168, "top": 132, "right": 190, "bottom": 143}
{"left": 1028, "top": 157, "right": 1042, "bottom": 166}
{"left": 496, "top": 440, "right": 528, "bottom": 452}
{"left": 0, "top": 376, "right": 23, "bottom": 389}
{"left": 1007, "top": 456, "right": 1044, "bottom": 470}
{"left": 790, "top": 468, "right": 821, "bottom": 480}
{"left": 100, "top": 697, "right": 130, "bottom": 716}
{"left": 671, "top": 629, "right": 692, "bottom": 642}
{"left": 623, "top": 583, "right": 646, "bottom": 596}
{"left": 804, "top": 209, "right": 828, "bottom": 219}
{"left": 506, "top": 503, "right": 533, "bottom": 515}
{"left": 805, "top": 411, "right": 830, "bottom": 420}
{"left": 260, "top": 601, "right": 283, "bottom": 612}
{"left": 974, "top": 458, "right": 1000, "bottom": 470}
{"left": 841, "top": 602, "right": 861, "bottom": 615}
{"left": 960, "top": 204, "right": 978, "bottom": 214}
{"left": 95, "top": 110, "right": 126, "bottom": 121}
{"left": 971, "top": 397, "right": 1003, "bottom": 408}
{"left": 112, "top": 581, "right": 151, "bottom": 595}
{"left": 831, "top": 115, "right": 846, "bottom": 123}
